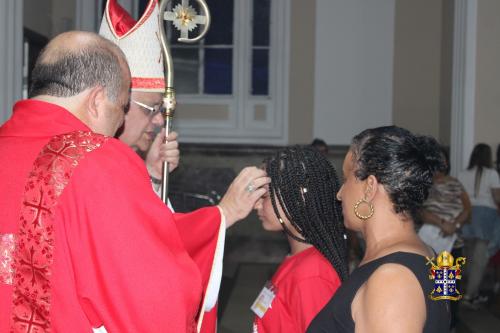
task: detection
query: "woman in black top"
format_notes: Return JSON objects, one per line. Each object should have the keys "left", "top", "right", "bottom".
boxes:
{"left": 307, "top": 126, "right": 450, "bottom": 333}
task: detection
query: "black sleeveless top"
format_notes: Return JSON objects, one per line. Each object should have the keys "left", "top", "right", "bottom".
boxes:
{"left": 307, "top": 252, "right": 450, "bottom": 333}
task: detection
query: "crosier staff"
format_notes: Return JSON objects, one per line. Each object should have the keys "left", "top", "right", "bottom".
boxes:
{"left": 158, "top": 0, "right": 211, "bottom": 203}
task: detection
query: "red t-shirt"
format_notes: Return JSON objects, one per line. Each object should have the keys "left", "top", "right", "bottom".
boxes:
{"left": 253, "top": 247, "right": 341, "bottom": 333}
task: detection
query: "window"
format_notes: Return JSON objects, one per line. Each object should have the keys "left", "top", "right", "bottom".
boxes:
{"left": 168, "top": 0, "right": 271, "bottom": 97}
{"left": 169, "top": 0, "right": 235, "bottom": 95}
{"left": 150, "top": 0, "right": 289, "bottom": 144}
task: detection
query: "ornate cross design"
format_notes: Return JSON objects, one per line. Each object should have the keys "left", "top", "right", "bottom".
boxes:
{"left": 23, "top": 189, "right": 51, "bottom": 228}
{"left": 19, "top": 246, "right": 49, "bottom": 287}
{"left": 44, "top": 141, "right": 78, "bottom": 170}
{"left": 163, "top": 0, "right": 208, "bottom": 40}
{"left": 13, "top": 305, "right": 49, "bottom": 333}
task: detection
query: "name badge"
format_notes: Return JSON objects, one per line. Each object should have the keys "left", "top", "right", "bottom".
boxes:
{"left": 251, "top": 282, "right": 277, "bottom": 318}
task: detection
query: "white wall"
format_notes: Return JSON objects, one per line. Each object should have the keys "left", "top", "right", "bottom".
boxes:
{"left": 288, "top": 0, "right": 315, "bottom": 144}
{"left": 392, "top": 0, "right": 443, "bottom": 140}
{"left": 474, "top": 0, "right": 500, "bottom": 150}
{"left": 313, "top": 0, "right": 395, "bottom": 145}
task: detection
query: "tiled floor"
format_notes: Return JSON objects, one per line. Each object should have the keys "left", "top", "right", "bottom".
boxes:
{"left": 217, "top": 237, "right": 500, "bottom": 333}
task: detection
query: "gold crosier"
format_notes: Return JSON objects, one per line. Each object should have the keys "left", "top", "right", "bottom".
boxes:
{"left": 158, "top": 0, "right": 211, "bottom": 203}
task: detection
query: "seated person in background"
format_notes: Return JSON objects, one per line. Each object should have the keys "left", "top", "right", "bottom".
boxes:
{"left": 419, "top": 147, "right": 471, "bottom": 254}
{"left": 252, "top": 146, "right": 348, "bottom": 333}
{"left": 458, "top": 143, "right": 500, "bottom": 307}
{"left": 418, "top": 147, "right": 471, "bottom": 330}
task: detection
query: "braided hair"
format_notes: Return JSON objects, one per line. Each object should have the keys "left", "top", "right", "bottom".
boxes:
{"left": 265, "top": 146, "right": 349, "bottom": 281}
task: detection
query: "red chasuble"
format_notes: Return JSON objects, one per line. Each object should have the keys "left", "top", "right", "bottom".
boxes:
{"left": 252, "top": 247, "right": 341, "bottom": 333}
{"left": 0, "top": 100, "right": 221, "bottom": 332}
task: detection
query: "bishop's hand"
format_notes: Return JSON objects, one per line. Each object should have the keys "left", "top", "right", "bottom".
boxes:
{"left": 218, "top": 167, "right": 270, "bottom": 228}
{"left": 146, "top": 129, "right": 180, "bottom": 179}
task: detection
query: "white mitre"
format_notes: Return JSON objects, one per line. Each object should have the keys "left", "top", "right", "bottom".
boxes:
{"left": 99, "top": 0, "right": 165, "bottom": 92}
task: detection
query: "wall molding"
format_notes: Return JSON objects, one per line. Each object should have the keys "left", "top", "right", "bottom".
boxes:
{"left": 450, "top": 0, "right": 477, "bottom": 175}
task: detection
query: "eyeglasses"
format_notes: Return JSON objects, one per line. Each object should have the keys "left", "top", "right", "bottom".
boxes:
{"left": 132, "top": 100, "right": 165, "bottom": 118}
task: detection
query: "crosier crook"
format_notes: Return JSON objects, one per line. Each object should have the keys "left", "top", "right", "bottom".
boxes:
{"left": 158, "top": 0, "right": 211, "bottom": 203}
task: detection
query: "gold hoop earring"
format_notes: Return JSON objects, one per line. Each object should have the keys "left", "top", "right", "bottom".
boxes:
{"left": 354, "top": 198, "right": 374, "bottom": 220}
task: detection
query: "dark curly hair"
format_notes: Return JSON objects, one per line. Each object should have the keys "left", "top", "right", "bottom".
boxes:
{"left": 265, "top": 146, "right": 348, "bottom": 281}
{"left": 350, "top": 126, "right": 445, "bottom": 222}
{"left": 468, "top": 143, "right": 492, "bottom": 170}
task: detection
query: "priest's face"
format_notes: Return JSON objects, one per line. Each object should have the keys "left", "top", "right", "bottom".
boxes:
{"left": 119, "top": 91, "right": 164, "bottom": 151}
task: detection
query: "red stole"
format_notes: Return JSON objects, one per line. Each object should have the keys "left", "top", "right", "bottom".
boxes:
{"left": 11, "top": 131, "right": 108, "bottom": 332}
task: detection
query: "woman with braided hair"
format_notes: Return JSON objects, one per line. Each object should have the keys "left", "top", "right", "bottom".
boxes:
{"left": 251, "top": 146, "right": 348, "bottom": 333}
{"left": 308, "top": 126, "right": 450, "bottom": 333}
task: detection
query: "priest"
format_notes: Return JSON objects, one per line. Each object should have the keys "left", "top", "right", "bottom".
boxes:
{"left": 99, "top": 1, "right": 229, "bottom": 331}
{"left": 0, "top": 31, "right": 268, "bottom": 333}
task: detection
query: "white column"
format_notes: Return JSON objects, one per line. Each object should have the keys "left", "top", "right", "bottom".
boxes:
{"left": 450, "top": 0, "right": 477, "bottom": 176}
{"left": 0, "top": 0, "right": 23, "bottom": 125}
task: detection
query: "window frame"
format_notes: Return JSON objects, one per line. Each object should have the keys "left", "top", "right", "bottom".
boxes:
{"left": 172, "top": 0, "right": 290, "bottom": 144}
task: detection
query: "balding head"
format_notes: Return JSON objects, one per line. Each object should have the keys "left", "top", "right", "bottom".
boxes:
{"left": 29, "top": 31, "right": 130, "bottom": 102}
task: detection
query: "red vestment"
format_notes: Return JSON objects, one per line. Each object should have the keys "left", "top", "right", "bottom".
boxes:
{"left": 252, "top": 247, "right": 341, "bottom": 333}
{"left": 0, "top": 100, "right": 221, "bottom": 332}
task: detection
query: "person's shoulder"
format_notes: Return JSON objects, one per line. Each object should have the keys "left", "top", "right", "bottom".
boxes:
{"left": 286, "top": 248, "right": 339, "bottom": 284}
{"left": 365, "top": 258, "right": 424, "bottom": 298}
{"left": 444, "top": 175, "right": 464, "bottom": 187}
{"left": 72, "top": 136, "right": 147, "bottom": 180}
{"left": 484, "top": 167, "right": 500, "bottom": 179}
{"left": 99, "top": 136, "right": 138, "bottom": 155}
{"left": 88, "top": 136, "right": 141, "bottom": 163}
{"left": 443, "top": 175, "right": 458, "bottom": 182}
{"left": 354, "top": 261, "right": 427, "bottom": 331}
{"left": 457, "top": 169, "right": 474, "bottom": 184}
